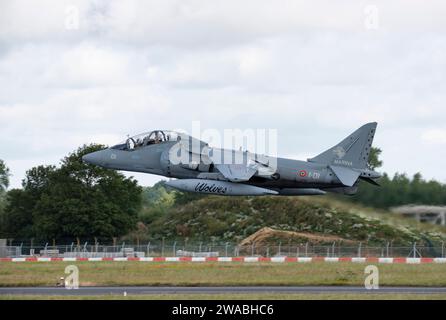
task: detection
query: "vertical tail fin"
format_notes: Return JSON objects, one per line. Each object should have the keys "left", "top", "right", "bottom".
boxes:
{"left": 308, "top": 122, "right": 377, "bottom": 170}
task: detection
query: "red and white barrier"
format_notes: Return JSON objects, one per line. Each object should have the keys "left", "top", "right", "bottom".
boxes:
{"left": 1, "top": 257, "right": 446, "bottom": 263}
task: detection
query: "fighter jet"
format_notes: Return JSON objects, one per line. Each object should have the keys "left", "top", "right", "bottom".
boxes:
{"left": 82, "top": 123, "right": 381, "bottom": 196}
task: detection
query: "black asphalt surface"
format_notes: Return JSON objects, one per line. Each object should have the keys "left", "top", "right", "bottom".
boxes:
{"left": 1, "top": 286, "right": 446, "bottom": 296}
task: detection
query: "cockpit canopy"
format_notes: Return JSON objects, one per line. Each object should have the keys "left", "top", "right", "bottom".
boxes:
{"left": 111, "top": 130, "right": 182, "bottom": 151}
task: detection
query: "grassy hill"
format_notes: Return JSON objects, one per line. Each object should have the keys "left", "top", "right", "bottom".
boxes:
{"left": 135, "top": 186, "right": 446, "bottom": 246}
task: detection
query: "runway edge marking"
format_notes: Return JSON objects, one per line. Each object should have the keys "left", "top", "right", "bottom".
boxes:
{"left": 1, "top": 256, "right": 445, "bottom": 263}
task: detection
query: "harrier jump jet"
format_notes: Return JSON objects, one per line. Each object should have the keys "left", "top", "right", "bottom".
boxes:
{"left": 82, "top": 123, "right": 381, "bottom": 196}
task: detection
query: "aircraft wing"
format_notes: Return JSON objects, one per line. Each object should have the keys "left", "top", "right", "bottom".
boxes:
{"left": 214, "top": 163, "right": 257, "bottom": 182}
{"left": 172, "top": 141, "right": 276, "bottom": 182}
{"left": 210, "top": 148, "right": 277, "bottom": 182}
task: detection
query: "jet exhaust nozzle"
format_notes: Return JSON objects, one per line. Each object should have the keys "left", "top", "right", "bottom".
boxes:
{"left": 165, "top": 179, "right": 278, "bottom": 196}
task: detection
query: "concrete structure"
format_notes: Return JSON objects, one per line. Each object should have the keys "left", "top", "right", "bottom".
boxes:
{"left": 391, "top": 205, "right": 446, "bottom": 226}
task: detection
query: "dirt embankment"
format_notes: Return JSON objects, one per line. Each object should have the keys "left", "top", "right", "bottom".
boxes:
{"left": 239, "top": 227, "right": 357, "bottom": 246}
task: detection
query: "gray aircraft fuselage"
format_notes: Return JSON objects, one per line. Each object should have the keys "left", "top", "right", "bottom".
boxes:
{"left": 83, "top": 124, "right": 381, "bottom": 196}
{"left": 87, "top": 143, "right": 333, "bottom": 187}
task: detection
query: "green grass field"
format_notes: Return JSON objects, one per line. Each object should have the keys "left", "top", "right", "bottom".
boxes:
{"left": 1, "top": 261, "right": 446, "bottom": 287}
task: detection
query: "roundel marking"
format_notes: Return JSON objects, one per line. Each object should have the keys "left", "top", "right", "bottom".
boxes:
{"left": 298, "top": 170, "right": 307, "bottom": 177}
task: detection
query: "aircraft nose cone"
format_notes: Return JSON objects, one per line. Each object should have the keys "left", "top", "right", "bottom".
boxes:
{"left": 82, "top": 150, "right": 104, "bottom": 165}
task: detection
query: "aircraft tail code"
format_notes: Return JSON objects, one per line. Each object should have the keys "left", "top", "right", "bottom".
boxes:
{"left": 308, "top": 122, "right": 377, "bottom": 170}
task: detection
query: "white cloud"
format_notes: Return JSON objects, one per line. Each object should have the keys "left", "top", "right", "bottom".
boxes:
{"left": 43, "top": 43, "right": 131, "bottom": 87}
{"left": 421, "top": 129, "right": 446, "bottom": 145}
{"left": 2, "top": 1, "right": 446, "bottom": 45}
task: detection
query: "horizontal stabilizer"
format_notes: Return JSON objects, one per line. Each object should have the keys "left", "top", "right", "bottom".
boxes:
{"left": 360, "top": 176, "right": 380, "bottom": 186}
{"left": 330, "top": 165, "right": 361, "bottom": 187}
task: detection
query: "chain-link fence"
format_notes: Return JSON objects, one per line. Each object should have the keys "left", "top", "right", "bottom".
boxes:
{"left": 1, "top": 241, "right": 445, "bottom": 258}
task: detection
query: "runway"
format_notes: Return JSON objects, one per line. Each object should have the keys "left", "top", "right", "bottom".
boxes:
{"left": 1, "top": 286, "right": 446, "bottom": 296}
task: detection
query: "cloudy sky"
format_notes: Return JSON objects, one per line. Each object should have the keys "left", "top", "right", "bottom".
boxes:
{"left": 1, "top": 0, "right": 446, "bottom": 188}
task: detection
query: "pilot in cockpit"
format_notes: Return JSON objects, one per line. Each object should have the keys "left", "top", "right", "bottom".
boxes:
{"left": 154, "top": 132, "right": 161, "bottom": 144}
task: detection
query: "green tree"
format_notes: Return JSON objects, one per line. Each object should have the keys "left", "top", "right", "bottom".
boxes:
{"left": 0, "top": 159, "right": 9, "bottom": 193}
{"left": 0, "top": 160, "right": 10, "bottom": 235}
{"left": 2, "top": 145, "right": 142, "bottom": 241}
{"left": 138, "top": 181, "right": 176, "bottom": 225}
{"left": 2, "top": 188, "right": 35, "bottom": 238}
{"left": 142, "top": 181, "right": 176, "bottom": 208}
{"left": 368, "top": 147, "right": 383, "bottom": 170}
{"left": 351, "top": 171, "right": 446, "bottom": 209}
{"left": 173, "top": 190, "right": 207, "bottom": 205}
